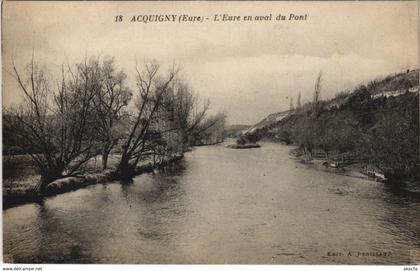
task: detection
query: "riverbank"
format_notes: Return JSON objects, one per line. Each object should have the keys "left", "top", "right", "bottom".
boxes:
{"left": 289, "top": 147, "right": 387, "bottom": 181}
{"left": 3, "top": 153, "right": 184, "bottom": 209}
{"left": 4, "top": 139, "right": 420, "bottom": 264}
{"left": 287, "top": 146, "right": 420, "bottom": 193}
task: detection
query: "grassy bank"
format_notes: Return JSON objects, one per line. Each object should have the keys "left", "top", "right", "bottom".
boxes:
{"left": 287, "top": 146, "right": 420, "bottom": 194}
{"left": 3, "top": 153, "right": 184, "bottom": 209}
{"left": 290, "top": 148, "right": 381, "bottom": 181}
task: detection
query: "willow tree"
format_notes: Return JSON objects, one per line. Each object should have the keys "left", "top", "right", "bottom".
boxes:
{"left": 92, "top": 57, "right": 132, "bottom": 169}
{"left": 190, "top": 112, "right": 227, "bottom": 145}
{"left": 117, "top": 61, "right": 177, "bottom": 180}
{"left": 5, "top": 57, "right": 102, "bottom": 193}
{"left": 170, "top": 79, "right": 216, "bottom": 149}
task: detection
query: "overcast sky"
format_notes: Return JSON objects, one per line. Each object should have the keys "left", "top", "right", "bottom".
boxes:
{"left": 2, "top": 1, "right": 418, "bottom": 125}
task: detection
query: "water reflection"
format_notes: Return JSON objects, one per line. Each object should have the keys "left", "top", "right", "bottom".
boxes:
{"left": 3, "top": 143, "right": 420, "bottom": 264}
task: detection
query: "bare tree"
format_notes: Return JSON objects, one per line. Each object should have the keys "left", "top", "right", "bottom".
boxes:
{"left": 191, "top": 112, "right": 227, "bottom": 145}
{"left": 5, "top": 56, "right": 102, "bottom": 193}
{"left": 92, "top": 57, "right": 132, "bottom": 169}
{"left": 117, "top": 61, "right": 177, "bottom": 180}
{"left": 171, "top": 79, "right": 212, "bottom": 149}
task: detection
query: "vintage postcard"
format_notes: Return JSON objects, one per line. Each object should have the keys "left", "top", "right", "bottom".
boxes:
{"left": 1, "top": 0, "right": 419, "bottom": 267}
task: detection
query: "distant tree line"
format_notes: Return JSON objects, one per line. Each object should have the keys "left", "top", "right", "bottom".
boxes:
{"left": 3, "top": 55, "right": 226, "bottom": 192}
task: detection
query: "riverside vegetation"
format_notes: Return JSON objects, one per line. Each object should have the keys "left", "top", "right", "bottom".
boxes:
{"left": 3, "top": 55, "right": 226, "bottom": 208}
{"left": 239, "top": 70, "right": 419, "bottom": 188}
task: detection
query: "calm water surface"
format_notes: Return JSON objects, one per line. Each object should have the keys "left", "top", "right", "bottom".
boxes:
{"left": 3, "top": 142, "right": 420, "bottom": 264}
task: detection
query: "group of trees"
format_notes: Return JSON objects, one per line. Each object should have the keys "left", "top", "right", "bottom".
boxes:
{"left": 289, "top": 90, "right": 418, "bottom": 177}
{"left": 3, "top": 55, "right": 226, "bottom": 191}
{"left": 246, "top": 70, "right": 419, "bottom": 178}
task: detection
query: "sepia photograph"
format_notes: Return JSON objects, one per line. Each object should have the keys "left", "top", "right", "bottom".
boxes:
{"left": 1, "top": 0, "right": 419, "bottom": 267}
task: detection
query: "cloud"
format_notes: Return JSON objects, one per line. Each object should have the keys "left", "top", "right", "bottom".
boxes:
{"left": 2, "top": 1, "right": 418, "bottom": 124}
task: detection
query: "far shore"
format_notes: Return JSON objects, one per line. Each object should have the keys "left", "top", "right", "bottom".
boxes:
{"left": 288, "top": 147, "right": 384, "bottom": 182}
{"left": 285, "top": 145, "right": 420, "bottom": 194}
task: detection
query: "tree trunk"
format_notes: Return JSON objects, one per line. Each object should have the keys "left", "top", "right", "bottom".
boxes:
{"left": 118, "top": 155, "right": 135, "bottom": 181}
{"left": 102, "top": 149, "right": 110, "bottom": 170}
{"left": 35, "top": 176, "right": 49, "bottom": 195}
{"left": 35, "top": 167, "right": 63, "bottom": 195}
{"left": 102, "top": 141, "right": 113, "bottom": 170}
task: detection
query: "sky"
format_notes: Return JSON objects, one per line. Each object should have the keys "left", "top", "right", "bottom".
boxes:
{"left": 2, "top": 1, "right": 419, "bottom": 125}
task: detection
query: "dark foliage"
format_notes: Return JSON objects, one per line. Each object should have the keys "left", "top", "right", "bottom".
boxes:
{"left": 246, "top": 70, "right": 419, "bottom": 178}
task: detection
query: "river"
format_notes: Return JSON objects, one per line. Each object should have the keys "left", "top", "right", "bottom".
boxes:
{"left": 3, "top": 141, "right": 420, "bottom": 264}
